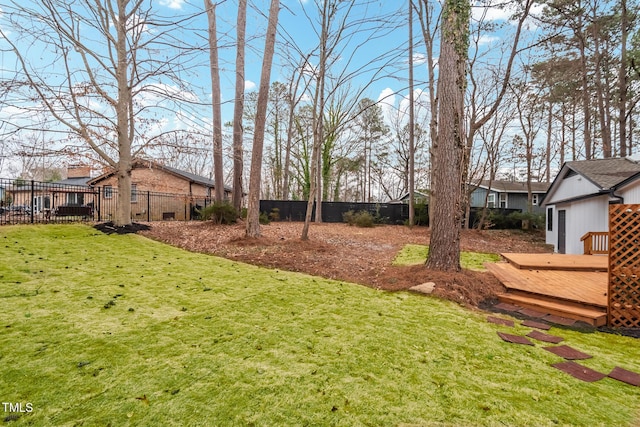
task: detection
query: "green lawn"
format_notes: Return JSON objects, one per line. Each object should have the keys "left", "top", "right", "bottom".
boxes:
{"left": 1, "top": 224, "right": 639, "bottom": 426}
{"left": 393, "top": 244, "right": 502, "bottom": 271}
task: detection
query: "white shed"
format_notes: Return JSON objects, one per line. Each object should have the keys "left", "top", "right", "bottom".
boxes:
{"left": 543, "top": 157, "right": 640, "bottom": 254}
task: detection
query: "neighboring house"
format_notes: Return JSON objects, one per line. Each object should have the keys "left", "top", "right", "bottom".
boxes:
{"left": 542, "top": 157, "right": 640, "bottom": 254}
{"left": 88, "top": 159, "right": 231, "bottom": 221}
{"left": 6, "top": 165, "right": 96, "bottom": 214}
{"left": 393, "top": 190, "right": 430, "bottom": 204}
{"left": 469, "top": 180, "right": 550, "bottom": 214}
{"left": 48, "top": 165, "right": 95, "bottom": 212}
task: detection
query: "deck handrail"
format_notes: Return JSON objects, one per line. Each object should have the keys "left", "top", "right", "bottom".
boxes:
{"left": 580, "top": 231, "right": 609, "bottom": 255}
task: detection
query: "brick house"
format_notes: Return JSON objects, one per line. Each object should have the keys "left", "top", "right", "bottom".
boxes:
{"left": 4, "top": 165, "right": 95, "bottom": 215}
{"left": 88, "top": 159, "right": 231, "bottom": 221}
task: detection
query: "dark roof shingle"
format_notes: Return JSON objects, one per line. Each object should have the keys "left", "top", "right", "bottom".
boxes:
{"left": 566, "top": 158, "right": 640, "bottom": 189}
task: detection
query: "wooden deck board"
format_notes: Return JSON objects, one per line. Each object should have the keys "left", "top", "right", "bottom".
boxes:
{"left": 486, "top": 262, "right": 607, "bottom": 307}
{"left": 497, "top": 293, "right": 607, "bottom": 326}
{"left": 501, "top": 253, "right": 608, "bottom": 272}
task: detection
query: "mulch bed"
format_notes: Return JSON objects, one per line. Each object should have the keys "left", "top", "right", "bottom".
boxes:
{"left": 94, "top": 221, "right": 151, "bottom": 235}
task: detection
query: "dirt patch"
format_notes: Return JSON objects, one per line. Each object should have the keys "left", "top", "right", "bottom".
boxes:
{"left": 138, "top": 221, "right": 551, "bottom": 309}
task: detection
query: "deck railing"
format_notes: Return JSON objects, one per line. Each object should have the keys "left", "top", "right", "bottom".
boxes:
{"left": 580, "top": 231, "right": 609, "bottom": 255}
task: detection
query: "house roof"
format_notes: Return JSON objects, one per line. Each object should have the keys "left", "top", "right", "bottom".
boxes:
{"left": 542, "top": 157, "right": 640, "bottom": 206}
{"left": 473, "top": 180, "right": 550, "bottom": 193}
{"left": 88, "top": 159, "right": 232, "bottom": 192}
{"left": 564, "top": 158, "right": 640, "bottom": 189}
{"left": 53, "top": 177, "right": 92, "bottom": 187}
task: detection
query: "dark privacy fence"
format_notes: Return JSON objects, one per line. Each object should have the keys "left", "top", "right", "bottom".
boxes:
{"left": 0, "top": 177, "right": 525, "bottom": 228}
{"left": 260, "top": 200, "right": 411, "bottom": 224}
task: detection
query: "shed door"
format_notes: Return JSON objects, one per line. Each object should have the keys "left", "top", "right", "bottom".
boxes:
{"left": 558, "top": 210, "right": 566, "bottom": 254}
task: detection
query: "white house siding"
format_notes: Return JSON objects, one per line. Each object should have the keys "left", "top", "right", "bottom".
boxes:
{"left": 550, "top": 196, "right": 609, "bottom": 254}
{"left": 620, "top": 179, "right": 640, "bottom": 202}
{"left": 545, "top": 173, "right": 600, "bottom": 204}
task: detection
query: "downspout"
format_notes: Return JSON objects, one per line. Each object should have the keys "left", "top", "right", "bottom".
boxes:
{"left": 609, "top": 188, "right": 624, "bottom": 204}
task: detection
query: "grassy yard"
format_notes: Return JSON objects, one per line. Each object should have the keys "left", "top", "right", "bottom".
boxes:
{"left": 1, "top": 224, "right": 639, "bottom": 426}
{"left": 393, "top": 244, "right": 502, "bottom": 271}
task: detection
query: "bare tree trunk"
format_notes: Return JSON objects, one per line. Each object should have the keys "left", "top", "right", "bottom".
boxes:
{"left": 232, "top": 0, "right": 247, "bottom": 212}
{"left": 114, "top": 0, "right": 133, "bottom": 226}
{"left": 302, "top": 1, "right": 330, "bottom": 239}
{"left": 546, "top": 100, "right": 552, "bottom": 183}
{"left": 425, "top": 0, "right": 469, "bottom": 272}
{"left": 579, "top": 29, "right": 592, "bottom": 159}
{"left": 246, "top": 0, "right": 280, "bottom": 238}
{"left": 592, "top": 11, "right": 611, "bottom": 158}
{"left": 416, "top": 0, "right": 440, "bottom": 229}
{"left": 560, "top": 103, "right": 566, "bottom": 165}
{"left": 619, "top": 0, "right": 628, "bottom": 157}
{"left": 408, "top": 0, "right": 415, "bottom": 227}
{"left": 205, "top": 0, "right": 225, "bottom": 202}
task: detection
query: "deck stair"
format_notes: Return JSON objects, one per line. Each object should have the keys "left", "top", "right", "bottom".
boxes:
{"left": 487, "top": 253, "right": 608, "bottom": 327}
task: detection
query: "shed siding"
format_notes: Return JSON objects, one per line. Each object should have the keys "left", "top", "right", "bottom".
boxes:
{"left": 620, "top": 179, "right": 640, "bottom": 203}
{"left": 558, "top": 196, "right": 608, "bottom": 254}
{"left": 545, "top": 174, "right": 600, "bottom": 204}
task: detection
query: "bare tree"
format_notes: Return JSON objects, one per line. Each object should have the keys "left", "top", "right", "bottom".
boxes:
{"left": 415, "top": 0, "right": 441, "bottom": 227}
{"left": 205, "top": 0, "right": 225, "bottom": 202}
{"left": 408, "top": 0, "right": 416, "bottom": 226}
{"left": 1, "top": 0, "right": 201, "bottom": 226}
{"left": 232, "top": 0, "right": 248, "bottom": 212}
{"left": 425, "top": 0, "right": 469, "bottom": 272}
{"left": 246, "top": 0, "right": 280, "bottom": 238}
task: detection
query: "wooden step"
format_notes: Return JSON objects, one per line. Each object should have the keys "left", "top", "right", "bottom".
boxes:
{"left": 486, "top": 262, "right": 607, "bottom": 307}
{"left": 498, "top": 292, "right": 607, "bottom": 327}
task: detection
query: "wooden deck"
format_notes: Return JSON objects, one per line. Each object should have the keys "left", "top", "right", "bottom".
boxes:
{"left": 501, "top": 253, "right": 608, "bottom": 272}
{"left": 487, "top": 253, "right": 608, "bottom": 326}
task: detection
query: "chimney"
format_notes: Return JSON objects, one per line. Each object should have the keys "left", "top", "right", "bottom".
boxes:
{"left": 67, "top": 165, "right": 91, "bottom": 179}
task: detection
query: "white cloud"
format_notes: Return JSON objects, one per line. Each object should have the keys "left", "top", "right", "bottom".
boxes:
{"left": 377, "top": 87, "right": 396, "bottom": 105}
{"left": 412, "top": 53, "right": 428, "bottom": 66}
{"left": 159, "top": 0, "right": 185, "bottom": 10}
{"left": 244, "top": 80, "right": 256, "bottom": 91}
{"left": 471, "top": 1, "right": 513, "bottom": 22}
{"left": 477, "top": 35, "right": 500, "bottom": 46}
{"left": 377, "top": 88, "right": 396, "bottom": 122}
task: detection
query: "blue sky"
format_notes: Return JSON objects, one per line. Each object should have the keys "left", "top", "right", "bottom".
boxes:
{"left": 0, "top": 0, "right": 543, "bottom": 177}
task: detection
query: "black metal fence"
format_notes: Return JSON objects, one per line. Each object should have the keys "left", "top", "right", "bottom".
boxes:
{"left": 0, "top": 177, "right": 214, "bottom": 225}
{"left": 1, "top": 177, "right": 528, "bottom": 229}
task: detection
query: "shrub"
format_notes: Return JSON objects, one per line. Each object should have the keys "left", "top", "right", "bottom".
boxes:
{"left": 197, "top": 202, "right": 238, "bottom": 224}
{"left": 269, "top": 208, "right": 280, "bottom": 222}
{"left": 413, "top": 202, "right": 429, "bottom": 226}
{"left": 343, "top": 210, "right": 374, "bottom": 227}
{"left": 343, "top": 210, "right": 356, "bottom": 225}
{"left": 259, "top": 211, "right": 271, "bottom": 225}
{"left": 507, "top": 211, "right": 545, "bottom": 230}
